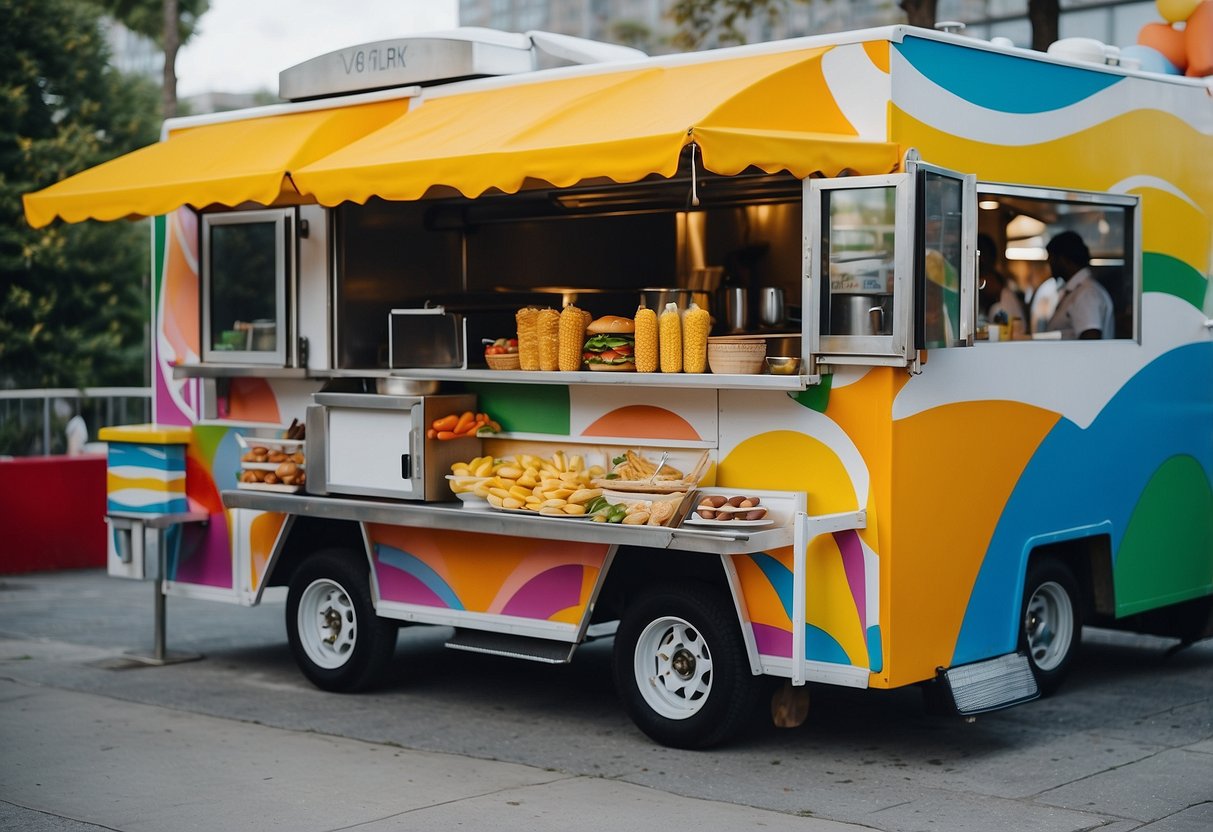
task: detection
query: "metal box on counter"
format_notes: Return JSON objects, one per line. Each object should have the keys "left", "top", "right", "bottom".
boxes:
{"left": 388, "top": 300, "right": 521, "bottom": 370}
{"left": 306, "top": 392, "right": 478, "bottom": 501}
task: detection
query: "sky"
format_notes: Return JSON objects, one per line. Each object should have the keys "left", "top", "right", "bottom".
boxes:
{"left": 176, "top": 0, "right": 459, "bottom": 97}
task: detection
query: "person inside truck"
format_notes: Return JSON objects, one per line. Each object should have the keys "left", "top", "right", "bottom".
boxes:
{"left": 1043, "top": 231, "right": 1114, "bottom": 340}
{"left": 978, "top": 233, "right": 1026, "bottom": 327}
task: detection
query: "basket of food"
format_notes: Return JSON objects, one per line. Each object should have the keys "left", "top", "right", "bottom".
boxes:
{"left": 591, "top": 449, "right": 709, "bottom": 494}
{"left": 484, "top": 337, "right": 520, "bottom": 370}
{"left": 485, "top": 352, "right": 521, "bottom": 370}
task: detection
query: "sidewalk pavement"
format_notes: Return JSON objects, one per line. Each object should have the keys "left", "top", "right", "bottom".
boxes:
{"left": 1, "top": 641, "right": 857, "bottom": 832}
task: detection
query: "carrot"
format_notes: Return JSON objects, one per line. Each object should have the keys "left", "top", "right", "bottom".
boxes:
{"left": 453, "top": 410, "right": 475, "bottom": 435}
{"left": 432, "top": 414, "right": 457, "bottom": 432}
{"left": 436, "top": 430, "right": 458, "bottom": 440}
{"left": 426, "top": 429, "right": 437, "bottom": 439}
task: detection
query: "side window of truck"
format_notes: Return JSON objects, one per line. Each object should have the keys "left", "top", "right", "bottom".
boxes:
{"left": 975, "top": 185, "right": 1139, "bottom": 341}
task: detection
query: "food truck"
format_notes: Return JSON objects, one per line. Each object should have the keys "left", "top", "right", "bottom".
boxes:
{"left": 23, "top": 25, "right": 1213, "bottom": 749}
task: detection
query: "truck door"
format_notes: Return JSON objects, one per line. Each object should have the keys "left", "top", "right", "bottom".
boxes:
{"left": 805, "top": 155, "right": 976, "bottom": 369}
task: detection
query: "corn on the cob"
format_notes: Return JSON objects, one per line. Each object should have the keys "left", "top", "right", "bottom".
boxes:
{"left": 634, "top": 306, "right": 658, "bottom": 373}
{"left": 659, "top": 302, "right": 682, "bottom": 373}
{"left": 558, "top": 305, "right": 590, "bottom": 372}
{"left": 537, "top": 308, "right": 560, "bottom": 371}
{"left": 516, "top": 307, "right": 540, "bottom": 370}
{"left": 682, "top": 302, "right": 710, "bottom": 373}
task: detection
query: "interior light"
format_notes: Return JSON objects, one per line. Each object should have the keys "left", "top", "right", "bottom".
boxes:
{"left": 979, "top": 200, "right": 1001, "bottom": 210}
{"left": 1007, "top": 215, "right": 1046, "bottom": 239}
{"left": 1006, "top": 245, "right": 1048, "bottom": 261}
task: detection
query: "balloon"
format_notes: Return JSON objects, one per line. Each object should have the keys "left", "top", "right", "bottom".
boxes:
{"left": 1138, "top": 21, "right": 1189, "bottom": 71}
{"left": 1155, "top": 0, "right": 1202, "bottom": 23}
{"left": 1186, "top": 0, "right": 1213, "bottom": 76}
{"left": 1119, "top": 44, "right": 1181, "bottom": 74}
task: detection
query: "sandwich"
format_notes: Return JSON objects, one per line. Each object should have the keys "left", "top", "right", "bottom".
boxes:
{"left": 582, "top": 315, "right": 636, "bottom": 371}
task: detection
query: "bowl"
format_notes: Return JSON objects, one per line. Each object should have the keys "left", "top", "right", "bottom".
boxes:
{"left": 707, "top": 341, "right": 766, "bottom": 375}
{"left": 765, "top": 356, "right": 802, "bottom": 375}
{"left": 376, "top": 377, "right": 441, "bottom": 396}
{"left": 455, "top": 492, "right": 490, "bottom": 510}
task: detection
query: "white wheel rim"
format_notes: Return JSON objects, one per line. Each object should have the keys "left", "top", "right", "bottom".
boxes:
{"left": 633, "top": 615, "right": 713, "bottom": 720}
{"left": 297, "top": 578, "right": 358, "bottom": 670}
{"left": 1024, "top": 580, "right": 1074, "bottom": 672}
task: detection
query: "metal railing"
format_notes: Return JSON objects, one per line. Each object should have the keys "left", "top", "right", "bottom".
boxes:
{"left": 0, "top": 388, "right": 152, "bottom": 457}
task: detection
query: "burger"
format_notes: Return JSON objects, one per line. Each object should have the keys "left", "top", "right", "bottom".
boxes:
{"left": 582, "top": 315, "right": 636, "bottom": 371}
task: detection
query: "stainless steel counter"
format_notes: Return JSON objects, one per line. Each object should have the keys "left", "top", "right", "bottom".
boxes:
{"left": 222, "top": 490, "right": 795, "bottom": 555}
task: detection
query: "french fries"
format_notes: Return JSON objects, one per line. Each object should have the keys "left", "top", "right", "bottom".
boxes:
{"left": 448, "top": 452, "right": 606, "bottom": 514}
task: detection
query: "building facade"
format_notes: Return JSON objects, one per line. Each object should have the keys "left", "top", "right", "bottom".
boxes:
{"left": 458, "top": 0, "right": 1161, "bottom": 53}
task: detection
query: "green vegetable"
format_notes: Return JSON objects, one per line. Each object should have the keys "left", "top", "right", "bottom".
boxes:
{"left": 612, "top": 454, "right": 627, "bottom": 466}
{"left": 604, "top": 473, "right": 619, "bottom": 480}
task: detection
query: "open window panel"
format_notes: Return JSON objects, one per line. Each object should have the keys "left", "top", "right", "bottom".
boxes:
{"left": 201, "top": 208, "right": 294, "bottom": 365}
{"left": 805, "top": 158, "right": 975, "bottom": 369}
{"left": 975, "top": 184, "right": 1140, "bottom": 341}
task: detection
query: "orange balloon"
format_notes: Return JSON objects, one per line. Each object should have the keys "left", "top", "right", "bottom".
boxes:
{"left": 1138, "top": 21, "right": 1189, "bottom": 71}
{"left": 1185, "top": 0, "right": 1213, "bottom": 76}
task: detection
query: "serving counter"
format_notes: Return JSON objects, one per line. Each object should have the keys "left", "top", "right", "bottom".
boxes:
{"left": 221, "top": 489, "right": 802, "bottom": 556}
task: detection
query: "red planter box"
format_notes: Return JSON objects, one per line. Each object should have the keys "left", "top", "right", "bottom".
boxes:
{"left": 0, "top": 454, "right": 106, "bottom": 573}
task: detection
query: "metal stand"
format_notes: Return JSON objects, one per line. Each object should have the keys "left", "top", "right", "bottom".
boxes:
{"left": 108, "top": 510, "right": 209, "bottom": 666}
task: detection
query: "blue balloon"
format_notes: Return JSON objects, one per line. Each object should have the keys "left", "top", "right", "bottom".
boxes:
{"left": 1119, "top": 44, "right": 1181, "bottom": 74}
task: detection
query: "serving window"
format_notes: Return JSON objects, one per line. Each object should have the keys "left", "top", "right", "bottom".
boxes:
{"left": 975, "top": 185, "right": 1140, "bottom": 341}
{"left": 201, "top": 208, "right": 293, "bottom": 365}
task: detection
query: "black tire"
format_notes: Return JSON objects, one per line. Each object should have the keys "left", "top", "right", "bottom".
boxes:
{"left": 286, "top": 549, "right": 398, "bottom": 692}
{"left": 1019, "top": 559, "right": 1082, "bottom": 696}
{"left": 612, "top": 582, "right": 761, "bottom": 749}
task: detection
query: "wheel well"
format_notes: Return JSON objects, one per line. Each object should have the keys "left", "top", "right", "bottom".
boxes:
{"left": 592, "top": 546, "right": 730, "bottom": 623}
{"left": 1027, "top": 534, "right": 1112, "bottom": 620}
{"left": 266, "top": 517, "right": 365, "bottom": 589}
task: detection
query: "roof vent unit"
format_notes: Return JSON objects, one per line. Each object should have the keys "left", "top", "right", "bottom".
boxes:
{"left": 279, "top": 27, "right": 646, "bottom": 102}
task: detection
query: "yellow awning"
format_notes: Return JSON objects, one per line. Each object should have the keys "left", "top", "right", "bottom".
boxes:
{"left": 292, "top": 46, "right": 899, "bottom": 206}
{"left": 22, "top": 97, "right": 409, "bottom": 228}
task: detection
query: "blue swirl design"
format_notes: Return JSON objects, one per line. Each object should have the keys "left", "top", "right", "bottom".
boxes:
{"left": 953, "top": 343, "right": 1213, "bottom": 664}
{"left": 896, "top": 36, "right": 1122, "bottom": 114}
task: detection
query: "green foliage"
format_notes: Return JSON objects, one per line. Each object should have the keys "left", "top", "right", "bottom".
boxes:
{"left": 0, "top": 0, "right": 161, "bottom": 388}
{"left": 96, "top": 0, "right": 210, "bottom": 46}
{"left": 668, "top": 0, "right": 800, "bottom": 49}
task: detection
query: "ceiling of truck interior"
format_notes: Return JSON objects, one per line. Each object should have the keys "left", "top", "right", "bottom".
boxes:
{"left": 24, "top": 43, "right": 899, "bottom": 228}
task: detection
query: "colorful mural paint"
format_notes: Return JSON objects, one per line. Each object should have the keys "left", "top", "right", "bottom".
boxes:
{"left": 104, "top": 30, "right": 1208, "bottom": 701}
{"left": 366, "top": 524, "right": 609, "bottom": 627}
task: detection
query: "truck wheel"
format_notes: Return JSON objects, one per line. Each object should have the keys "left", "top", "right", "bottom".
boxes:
{"left": 613, "top": 583, "right": 760, "bottom": 749}
{"left": 1020, "top": 559, "right": 1081, "bottom": 696}
{"left": 286, "top": 550, "right": 397, "bottom": 692}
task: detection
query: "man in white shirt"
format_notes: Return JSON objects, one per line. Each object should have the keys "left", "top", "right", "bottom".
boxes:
{"left": 1043, "top": 231, "right": 1115, "bottom": 340}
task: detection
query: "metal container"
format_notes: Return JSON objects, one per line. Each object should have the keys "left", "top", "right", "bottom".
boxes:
{"left": 307, "top": 392, "right": 477, "bottom": 501}
{"left": 375, "top": 377, "right": 441, "bottom": 396}
{"left": 830, "top": 294, "right": 892, "bottom": 337}
{"left": 717, "top": 287, "right": 749, "bottom": 334}
{"left": 640, "top": 288, "right": 711, "bottom": 314}
{"left": 757, "top": 287, "right": 786, "bottom": 328}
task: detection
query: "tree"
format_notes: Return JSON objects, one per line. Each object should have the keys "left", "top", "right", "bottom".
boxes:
{"left": 900, "top": 0, "right": 937, "bottom": 29}
{"left": 1028, "top": 0, "right": 1060, "bottom": 52}
{"left": 0, "top": 0, "right": 161, "bottom": 390}
{"left": 98, "top": 0, "right": 209, "bottom": 118}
